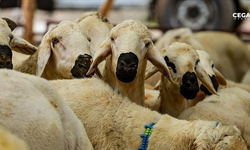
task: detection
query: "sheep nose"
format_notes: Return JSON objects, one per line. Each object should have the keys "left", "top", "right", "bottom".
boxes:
{"left": 182, "top": 72, "right": 198, "bottom": 87}
{"left": 180, "top": 72, "right": 199, "bottom": 99}
{"left": 0, "top": 45, "right": 13, "bottom": 69}
{"left": 71, "top": 54, "right": 94, "bottom": 78}
{"left": 116, "top": 52, "right": 139, "bottom": 83}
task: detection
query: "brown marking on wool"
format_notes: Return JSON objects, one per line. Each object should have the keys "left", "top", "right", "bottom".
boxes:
{"left": 50, "top": 101, "right": 58, "bottom": 108}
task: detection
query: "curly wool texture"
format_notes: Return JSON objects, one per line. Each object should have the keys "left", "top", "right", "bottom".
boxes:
{"left": 179, "top": 87, "right": 250, "bottom": 149}
{"left": 51, "top": 77, "right": 247, "bottom": 150}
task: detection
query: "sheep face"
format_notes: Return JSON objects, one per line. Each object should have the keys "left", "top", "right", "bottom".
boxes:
{"left": 37, "top": 20, "right": 94, "bottom": 79}
{"left": 87, "top": 20, "right": 173, "bottom": 83}
{"left": 0, "top": 18, "right": 15, "bottom": 69}
{"left": 197, "top": 50, "right": 227, "bottom": 95}
{"left": 161, "top": 42, "right": 216, "bottom": 99}
{"left": 0, "top": 18, "right": 37, "bottom": 70}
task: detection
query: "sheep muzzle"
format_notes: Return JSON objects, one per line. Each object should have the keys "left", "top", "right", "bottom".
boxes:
{"left": 180, "top": 72, "right": 199, "bottom": 99}
{"left": 0, "top": 45, "right": 13, "bottom": 69}
{"left": 71, "top": 54, "right": 94, "bottom": 78}
{"left": 116, "top": 52, "right": 138, "bottom": 83}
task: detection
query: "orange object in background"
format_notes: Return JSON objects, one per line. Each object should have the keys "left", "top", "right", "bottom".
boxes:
{"left": 22, "top": 0, "right": 36, "bottom": 45}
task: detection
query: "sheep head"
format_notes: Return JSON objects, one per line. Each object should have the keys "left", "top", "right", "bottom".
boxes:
{"left": 87, "top": 19, "right": 173, "bottom": 83}
{"left": 36, "top": 20, "right": 97, "bottom": 79}
{"left": 156, "top": 27, "right": 204, "bottom": 50}
{"left": 197, "top": 50, "right": 227, "bottom": 95}
{"left": 0, "top": 18, "right": 37, "bottom": 69}
{"left": 146, "top": 42, "right": 217, "bottom": 99}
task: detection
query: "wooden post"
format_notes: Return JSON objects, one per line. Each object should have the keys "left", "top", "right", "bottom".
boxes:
{"left": 98, "top": 0, "right": 114, "bottom": 17}
{"left": 22, "top": 0, "right": 36, "bottom": 45}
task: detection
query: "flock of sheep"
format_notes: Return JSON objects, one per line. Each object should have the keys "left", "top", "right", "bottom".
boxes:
{"left": 1, "top": 11, "right": 250, "bottom": 150}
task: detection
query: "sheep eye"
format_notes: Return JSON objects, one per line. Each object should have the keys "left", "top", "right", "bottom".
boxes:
{"left": 110, "top": 37, "right": 114, "bottom": 41}
{"left": 145, "top": 42, "right": 150, "bottom": 48}
{"left": 52, "top": 38, "right": 59, "bottom": 48}
{"left": 87, "top": 37, "right": 91, "bottom": 42}
{"left": 174, "top": 35, "right": 181, "bottom": 39}
{"left": 195, "top": 60, "right": 200, "bottom": 65}
{"left": 212, "top": 64, "right": 214, "bottom": 68}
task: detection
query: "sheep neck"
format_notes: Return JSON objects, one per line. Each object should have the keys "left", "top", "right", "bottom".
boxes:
{"left": 159, "top": 75, "right": 191, "bottom": 118}
{"left": 14, "top": 51, "right": 38, "bottom": 75}
{"left": 103, "top": 56, "right": 147, "bottom": 106}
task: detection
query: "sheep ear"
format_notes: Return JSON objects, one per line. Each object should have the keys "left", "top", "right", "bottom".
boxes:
{"left": 153, "top": 80, "right": 161, "bottom": 90}
{"left": 196, "top": 63, "right": 218, "bottom": 95}
{"left": 86, "top": 38, "right": 111, "bottom": 75}
{"left": 146, "top": 42, "right": 174, "bottom": 83}
{"left": 2, "top": 18, "right": 17, "bottom": 31}
{"left": 145, "top": 65, "right": 159, "bottom": 80}
{"left": 213, "top": 67, "right": 227, "bottom": 86}
{"left": 10, "top": 36, "right": 37, "bottom": 55}
{"left": 36, "top": 44, "right": 51, "bottom": 77}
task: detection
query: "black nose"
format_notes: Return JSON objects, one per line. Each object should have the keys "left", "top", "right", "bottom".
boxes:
{"left": 180, "top": 72, "right": 199, "bottom": 99}
{"left": 200, "top": 75, "right": 219, "bottom": 95}
{"left": 71, "top": 54, "right": 94, "bottom": 78}
{"left": 116, "top": 52, "right": 138, "bottom": 83}
{"left": 0, "top": 45, "right": 13, "bottom": 69}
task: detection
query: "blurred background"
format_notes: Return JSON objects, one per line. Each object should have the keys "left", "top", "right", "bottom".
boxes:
{"left": 0, "top": 0, "right": 250, "bottom": 46}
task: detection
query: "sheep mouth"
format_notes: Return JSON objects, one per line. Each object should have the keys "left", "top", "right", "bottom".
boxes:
{"left": 180, "top": 85, "right": 199, "bottom": 99}
{"left": 116, "top": 72, "right": 137, "bottom": 83}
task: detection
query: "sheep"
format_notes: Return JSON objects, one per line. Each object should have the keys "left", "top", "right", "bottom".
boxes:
{"left": 145, "top": 28, "right": 204, "bottom": 87}
{"left": 148, "top": 28, "right": 250, "bottom": 83}
{"left": 86, "top": 19, "right": 173, "bottom": 106}
{"left": 145, "top": 42, "right": 217, "bottom": 117}
{"left": 196, "top": 50, "right": 250, "bottom": 94}
{"left": 0, "top": 125, "right": 28, "bottom": 150}
{"left": 14, "top": 20, "right": 98, "bottom": 80}
{"left": 0, "top": 18, "right": 37, "bottom": 69}
{"left": 74, "top": 11, "right": 113, "bottom": 75}
{"left": 50, "top": 77, "right": 247, "bottom": 150}
{"left": 178, "top": 87, "right": 250, "bottom": 149}
{"left": 0, "top": 69, "right": 93, "bottom": 150}
{"left": 74, "top": 11, "right": 113, "bottom": 55}
{"left": 195, "top": 31, "right": 250, "bottom": 82}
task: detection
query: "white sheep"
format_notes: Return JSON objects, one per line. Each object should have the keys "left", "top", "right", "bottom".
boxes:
{"left": 50, "top": 77, "right": 247, "bottom": 150}
{"left": 0, "top": 18, "right": 37, "bottom": 69}
{"left": 178, "top": 87, "right": 250, "bottom": 149}
{"left": 145, "top": 28, "right": 205, "bottom": 87}
{"left": 86, "top": 19, "right": 173, "bottom": 106}
{"left": 74, "top": 11, "right": 113, "bottom": 55}
{"left": 74, "top": 11, "right": 113, "bottom": 76}
{"left": 197, "top": 50, "right": 250, "bottom": 94}
{"left": 14, "top": 20, "right": 97, "bottom": 80}
{"left": 195, "top": 31, "right": 250, "bottom": 82}
{"left": 149, "top": 28, "right": 250, "bottom": 83}
{"left": 145, "top": 42, "right": 217, "bottom": 117}
{"left": 0, "top": 69, "right": 93, "bottom": 150}
{"left": 0, "top": 125, "right": 29, "bottom": 150}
